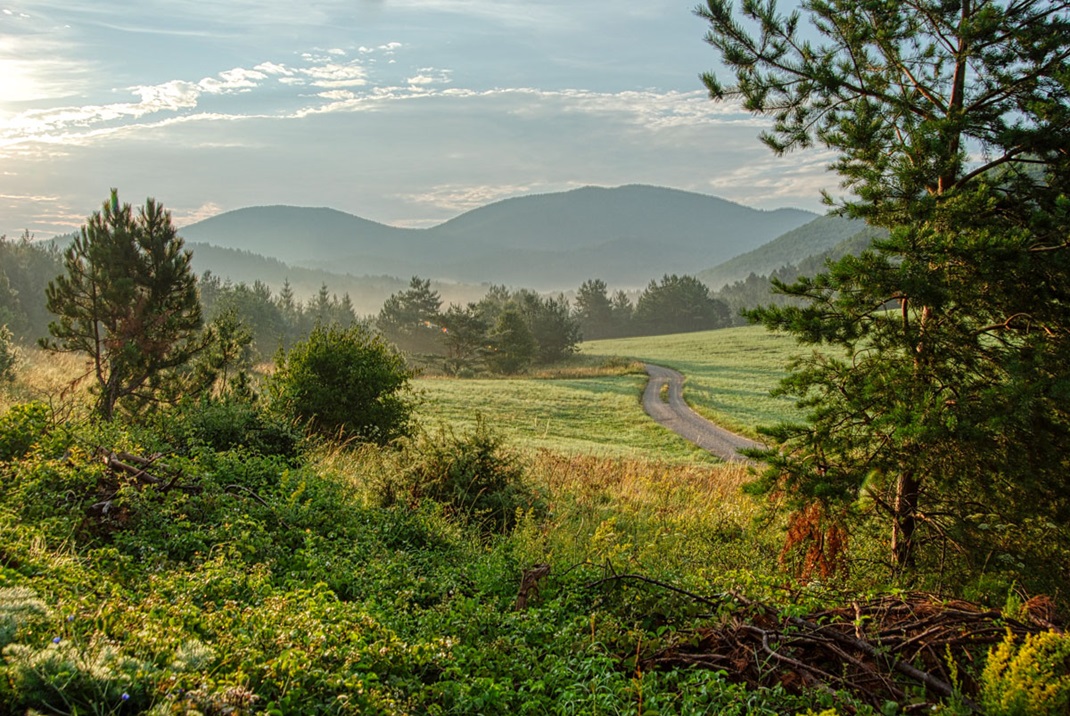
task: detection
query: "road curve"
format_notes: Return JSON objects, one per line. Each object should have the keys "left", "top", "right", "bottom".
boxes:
{"left": 642, "top": 363, "right": 764, "bottom": 463}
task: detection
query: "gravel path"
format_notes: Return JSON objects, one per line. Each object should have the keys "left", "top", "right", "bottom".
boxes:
{"left": 642, "top": 363, "right": 764, "bottom": 462}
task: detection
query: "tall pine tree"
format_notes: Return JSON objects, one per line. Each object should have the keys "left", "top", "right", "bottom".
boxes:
{"left": 700, "top": 0, "right": 1070, "bottom": 577}
{"left": 43, "top": 190, "right": 204, "bottom": 419}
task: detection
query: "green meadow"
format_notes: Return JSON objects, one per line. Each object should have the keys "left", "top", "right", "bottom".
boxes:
{"left": 580, "top": 325, "right": 802, "bottom": 438}
{"left": 414, "top": 324, "right": 802, "bottom": 457}
{"left": 413, "top": 372, "right": 718, "bottom": 463}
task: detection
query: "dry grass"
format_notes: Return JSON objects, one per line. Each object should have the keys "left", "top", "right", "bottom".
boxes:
{"left": 0, "top": 346, "right": 94, "bottom": 415}
{"left": 512, "top": 451, "right": 771, "bottom": 579}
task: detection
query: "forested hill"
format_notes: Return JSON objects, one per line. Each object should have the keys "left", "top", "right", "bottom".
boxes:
{"left": 179, "top": 185, "right": 816, "bottom": 290}
{"left": 697, "top": 214, "right": 869, "bottom": 290}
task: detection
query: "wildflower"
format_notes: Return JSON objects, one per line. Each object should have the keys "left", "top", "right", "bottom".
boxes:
{"left": 52, "top": 636, "right": 61, "bottom": 644}
{"left": 121, "top": 693, "right": 130, "bottom": 701}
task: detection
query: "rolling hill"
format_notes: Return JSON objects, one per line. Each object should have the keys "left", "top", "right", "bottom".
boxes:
{"left": 179, "top": 185, "right": 816, "bottom": 290}
{"left": 696, "top": 214, "right": 868, "bottom": 289}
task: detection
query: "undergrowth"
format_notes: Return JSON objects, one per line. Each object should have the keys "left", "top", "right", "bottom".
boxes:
{"left": 0, "top": 346, "right": 1066, "bottom": 713}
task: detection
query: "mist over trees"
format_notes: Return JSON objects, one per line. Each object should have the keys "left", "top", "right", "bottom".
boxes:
{"left": 374, "top": 281, "right": 582, "bottom": 375}
{"left": 0, "top": 232, "right": 64, "bottom": 343}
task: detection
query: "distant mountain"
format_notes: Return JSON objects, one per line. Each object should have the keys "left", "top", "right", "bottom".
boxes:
{"left": 180, "top": 185, "right": 817, "bottom": 290}
{"left": 697, "top": 214, "right": 868, "bottom": 290}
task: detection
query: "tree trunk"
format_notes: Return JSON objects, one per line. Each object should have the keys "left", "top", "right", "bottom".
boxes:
{"left": 891, "top": 470, "right": 920, "bottom": 574}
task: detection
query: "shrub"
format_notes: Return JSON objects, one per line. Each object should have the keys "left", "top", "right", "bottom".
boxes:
{"left": 981, "top": 629, "right": 1070, "bottom": 716}
{"left": 270, "top": 323, "right": 414, "bottom": 445}
{"left": 0, "top": 402, "right": 51, "bottom": 462}
{"left": 168, "top": 395, "right": 302, "bottom": 458}
{"left": 383, "top": 419, "right": 543, "bottom": 533}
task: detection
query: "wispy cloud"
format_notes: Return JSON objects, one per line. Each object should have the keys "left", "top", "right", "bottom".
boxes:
{"left": 172, "top": 201, "right": 224, "bottom": 227}
{"left": 0, "top": 0, "right": 837, "bottom": 237}
{"left": 397, "top": 183, "right": 539, "bottom": 213}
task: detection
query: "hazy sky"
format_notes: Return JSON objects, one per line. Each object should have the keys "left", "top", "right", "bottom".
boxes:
{"left": 0, "top": 0, "right": 836, "bottom": 238}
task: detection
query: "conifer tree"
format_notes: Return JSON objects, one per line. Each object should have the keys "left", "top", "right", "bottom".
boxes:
{"left": 377, "top": 276, "right": 443, "bottom": 353}
{"left": 699, "top": 0, "right": 1070, "bottom": 575}
{"left": 43, "top": 190, "right": 203, "bottom": 419}
{"left": 574, "top": 279, "right": 615, "bottom": 341}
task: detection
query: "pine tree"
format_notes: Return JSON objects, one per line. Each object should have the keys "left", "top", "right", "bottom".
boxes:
{"left": 376, "top": 276, "right": 443, "bottom": 353}
{"left": 634, "top": 274, "right": 731, "bottom": 336}
{"left": 43, "top": 190, "right": 204, "bottom": 419}
{"left": 487, "top": 308, "right": 536, "bottom": 374}
{"left": 575, "top": 279, "right": 615, "bottom": 341}
{"left": 440, "top": 303, "right": 489, "bottom": 375}
{"left": 699, "top": 0, "right": 1070, "bottom": 575}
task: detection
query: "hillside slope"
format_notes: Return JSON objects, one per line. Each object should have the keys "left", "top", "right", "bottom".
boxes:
{"left": 697, "top": 214, "right": 866, "bottom": 289}
{"left": 181, "top": 185, "right": 816, "bottom": 290}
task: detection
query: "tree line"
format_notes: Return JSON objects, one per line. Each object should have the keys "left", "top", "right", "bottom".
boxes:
{"left": 376, "top": 274, "right": 732, "bottom": 375}
{"left": 3, "top": 225, "right": 737, "bottom": 381}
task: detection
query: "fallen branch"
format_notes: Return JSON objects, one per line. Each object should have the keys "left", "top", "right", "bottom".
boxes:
{"left": 97, "top": 448, "right": 202, "bottom": 495}
{"left": 585, "top": 575, "right": 1053, "bottom": 711}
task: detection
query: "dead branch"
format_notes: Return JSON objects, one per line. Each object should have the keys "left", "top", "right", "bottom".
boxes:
{"left": 585, "top": 576, "right": 1056, "bottom": 711}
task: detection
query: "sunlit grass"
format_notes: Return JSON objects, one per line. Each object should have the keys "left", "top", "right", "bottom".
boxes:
{"left": 413, "top": 325, "right": 802, "bottom": 458}
{"left": 413, "top": 371, "right": 718, "bottom": 463}
{"left": 0, "top": 345, "right": 92, "bottom": 415}
{"left": 580, "top": 324, "right": 803, "bottom": 438}
{"left": 519, "top": 452, "right": 773, "bottom": 580}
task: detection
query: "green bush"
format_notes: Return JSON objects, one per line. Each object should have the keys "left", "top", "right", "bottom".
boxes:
{"left": 383, "top": 419, "right": 543, "bottom": 533}
{"left": 0, "top": 402, "right": 52, "bottom": 463}
{"left": 168, "top": 395, "right": 302, "bottom": 458}
{"left": 981, "top": 629, "right": 1070, "bottom": 716}
{"left": 270, "top": 323, "right": 414, "bottom": 445}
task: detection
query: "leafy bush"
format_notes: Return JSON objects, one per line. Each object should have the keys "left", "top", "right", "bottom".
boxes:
{"left": 381, "top": 419, "right": 543, "bottom": 533}
{"left": 167, "top": 395, "right": 302, "bottom": 458}
{"left": 270, "top": 323, "right": 414, "bottom": 445}
{"left": 0, "top": 402, "right": 52, "bottom": 462}
{"left": 981, "top": 629, "right": 1070, "bottom": 716}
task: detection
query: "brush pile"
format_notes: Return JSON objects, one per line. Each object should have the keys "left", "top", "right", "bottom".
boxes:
{"left": 591, "top": 574, "right": 1061, "bottom": 712}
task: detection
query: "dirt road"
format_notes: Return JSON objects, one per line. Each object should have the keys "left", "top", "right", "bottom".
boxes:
{"left": 642, "top": 363, "right": 764, "bottom": 462}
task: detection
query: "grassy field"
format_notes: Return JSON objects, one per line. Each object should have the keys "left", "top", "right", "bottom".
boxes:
{"left": 413, "top": 324, "right": 803, "bottom": 459}
{"left": 580, "top": 324, "right": 803, "bottom": 438}
{"left": 6, "top": 325, "right": 802, "bottom": 461}
{"left": 413, "top": 372, "right": 719, "bottom": 463}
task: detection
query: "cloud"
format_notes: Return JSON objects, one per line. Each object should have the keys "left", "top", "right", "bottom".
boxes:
{"left": 198, "top": 67, "right": 268, "bottom": 94}
{"left": 301, "top": 62, "right": 369, "bottom": 88}
{"left": 0, "top": 192, "right": 59, "bottom": 202}
{"left": 406, "top": 67, "right": 452, "bottom": 87}
{"left": 397, "top": 183, "right": 539, "bottom": 212}
{"left": 172, "top": 201, "right": 224, "bottom": 227}
{"left": 254, "top": 61, "right": 294, "bottom": 76}
{"left": 318, "top": 90, "right": 357, "bottom": 101}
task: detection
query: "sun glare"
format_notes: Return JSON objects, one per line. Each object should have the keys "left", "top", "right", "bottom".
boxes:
{"left": 0, "top": 58, "right": 44, "bottom": 107}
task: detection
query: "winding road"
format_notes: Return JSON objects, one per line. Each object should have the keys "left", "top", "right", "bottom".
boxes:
{"left": 642, "top": 363, "right": 763, "bottom": 462}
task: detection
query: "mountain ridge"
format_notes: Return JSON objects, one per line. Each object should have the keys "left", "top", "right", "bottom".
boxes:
{"left": 179, "top": 184, "right": 817, "bottom": 290}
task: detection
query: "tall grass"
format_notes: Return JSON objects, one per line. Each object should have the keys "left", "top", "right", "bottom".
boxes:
{"left": 519, "top": 452, "right": 773, "bottom": 580}
{"left": 316, "top": 441, "right": 778, "bottom": 590}
{"left": 0, "top": 346, "right": 92, "bottom": 416}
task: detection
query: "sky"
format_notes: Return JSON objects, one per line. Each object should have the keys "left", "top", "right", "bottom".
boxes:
{"left": 0, "top": 0, "right": 837, "bottom": 238}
